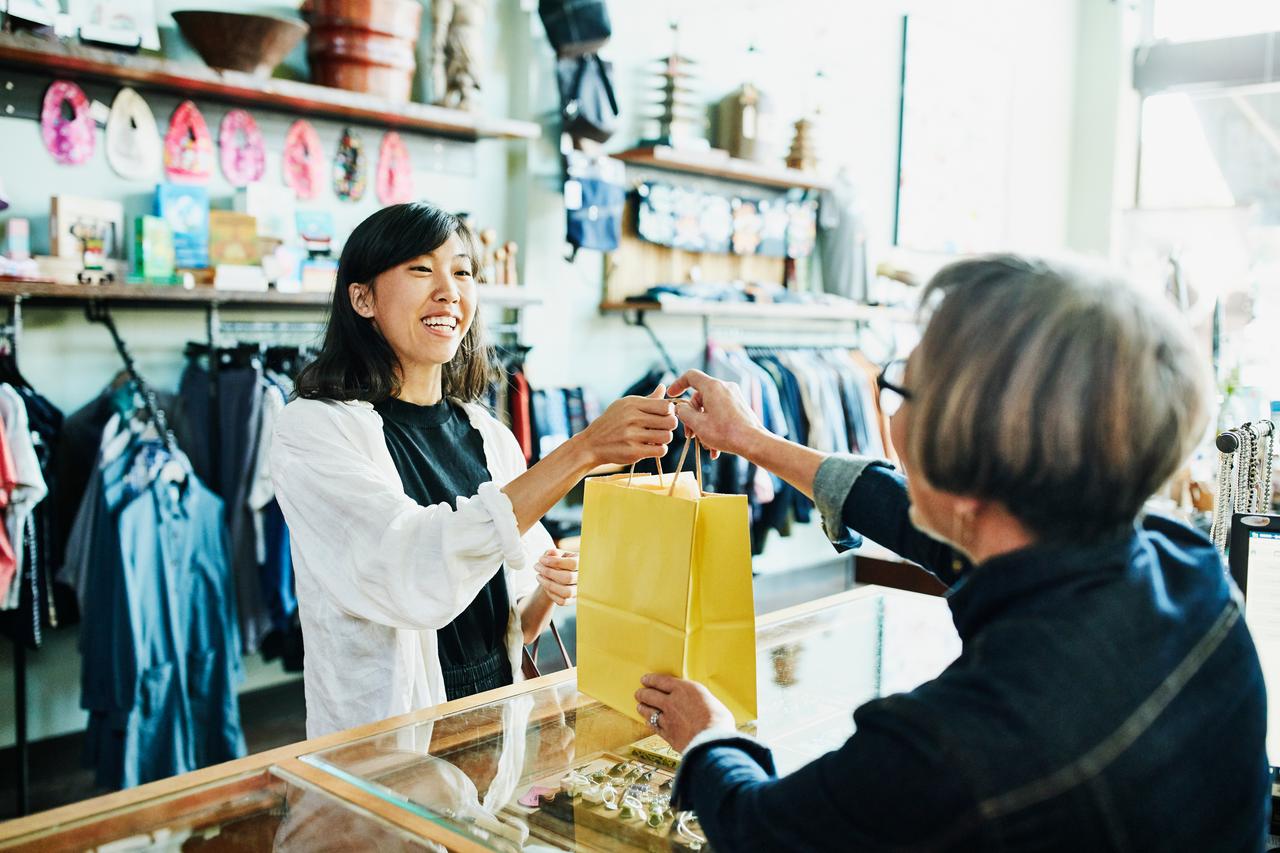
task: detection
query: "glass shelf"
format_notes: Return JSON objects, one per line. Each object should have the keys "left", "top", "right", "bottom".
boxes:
{"left": 3, "top": 766, "right": 447, "bottom": 852}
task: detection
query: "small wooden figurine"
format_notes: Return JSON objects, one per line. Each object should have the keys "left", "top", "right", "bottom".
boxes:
{"left": 479, "top": 227, "right": 498, "bottom": 283}
{"left": 503, "top": 241, "right": 518, "bottom": 287}
{"left": 493, "top": 245, "right": 508, "bottom": 285}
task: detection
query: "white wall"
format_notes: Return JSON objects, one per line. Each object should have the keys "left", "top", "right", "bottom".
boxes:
{"left": 0, "top": 0, "right": 1106, "bottom": 748}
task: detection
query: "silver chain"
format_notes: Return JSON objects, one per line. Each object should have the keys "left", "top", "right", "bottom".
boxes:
{"left": 1212, "top": 421, "right": 1277, "bottom": 556}
{"left": 1212, "top": 449, "right": 1235, "bottom": 554}
{"left": 1236, "top": 427, "right": 1255, "bottom": 514}
{"left": 1261, "top": 424, "right": 1275, "bottom": 512}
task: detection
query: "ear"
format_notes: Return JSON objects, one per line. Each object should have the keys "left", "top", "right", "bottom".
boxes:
{"left": 349, "top": 282, "right": 375, "bottom": 318}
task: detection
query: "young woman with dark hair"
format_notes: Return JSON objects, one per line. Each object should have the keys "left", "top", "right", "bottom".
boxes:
{"left": 272, "top": 202, "right": 676, "bottom": 737}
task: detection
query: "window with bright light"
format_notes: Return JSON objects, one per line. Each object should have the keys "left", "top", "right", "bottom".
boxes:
{"left": 1152, "top": 0, "right": 1280, "bottom": 42}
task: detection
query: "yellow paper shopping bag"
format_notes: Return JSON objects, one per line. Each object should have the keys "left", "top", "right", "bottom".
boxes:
{"left": 576, "top": 445, "right": 757, "bottom": 724}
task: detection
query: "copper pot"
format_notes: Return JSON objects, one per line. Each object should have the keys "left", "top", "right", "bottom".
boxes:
{"left": 302, "top": 0, "right": 422, "bottom": 40}
{"left": 308, "top": 27, "right": 417, "bottom": 70}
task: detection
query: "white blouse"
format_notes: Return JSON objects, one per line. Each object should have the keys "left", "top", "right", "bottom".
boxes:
{"left": 271, "top": 397, "right": 551, "bottom": 738}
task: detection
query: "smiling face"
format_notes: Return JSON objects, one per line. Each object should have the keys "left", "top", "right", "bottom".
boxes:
{"left": 348, "top": 231, "right": 477, "bottom": 384}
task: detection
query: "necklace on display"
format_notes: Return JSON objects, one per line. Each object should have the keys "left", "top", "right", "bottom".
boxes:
{"left": 1212, "top": 420, "right": 1278, "bottom": 556}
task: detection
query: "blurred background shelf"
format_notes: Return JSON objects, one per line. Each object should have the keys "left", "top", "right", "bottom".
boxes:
{"left": 613, "top": 146, "right": 831, "bottom": 191}
{"left": 599, "top": 299, "right": 917, "bottom": 324}
{"left": 0, "top": 277, "right": 541, "bottom": 309}
{"left": 0, "top": 32, "right": 540, "bottom": 141}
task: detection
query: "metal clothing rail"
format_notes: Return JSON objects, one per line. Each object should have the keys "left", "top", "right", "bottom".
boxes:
{"left": 622, "top": 303, "right": 904, "bottom": 375}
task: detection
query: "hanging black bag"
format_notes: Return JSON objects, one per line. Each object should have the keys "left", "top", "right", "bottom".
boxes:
{"left": 557, "top": 53, "right": 619, "bottom": 144}
{"left": 539, "top": 0, "right": 611, "bottom": 57}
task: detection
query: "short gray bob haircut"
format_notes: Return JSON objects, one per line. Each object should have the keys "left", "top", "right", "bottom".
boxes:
{"left": 909, "top": 254, "right": 1211, "bottom": 542}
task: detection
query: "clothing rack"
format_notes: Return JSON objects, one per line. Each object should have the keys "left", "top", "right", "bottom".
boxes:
{"left": 213, "top": 321, "right": 328, "bottom": 341}
{"left": 623, "top": 304, "right": 906, "bottom": 376}
{"left": 84, "top": 302, "right": 177, "bottom": 455}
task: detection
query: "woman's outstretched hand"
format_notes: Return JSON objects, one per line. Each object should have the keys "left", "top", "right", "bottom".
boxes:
{"left": 577, "top": 385, "right": 678, "bottom": 467}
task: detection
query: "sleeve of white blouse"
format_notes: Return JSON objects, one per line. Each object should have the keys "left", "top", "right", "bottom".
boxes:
{"left": 271, "top": 400, "right": 530, "bottom": 631}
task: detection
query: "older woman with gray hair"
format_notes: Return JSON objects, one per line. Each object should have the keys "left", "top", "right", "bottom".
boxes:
{"left": 635, "top": 255, "right": 1269, "bottom": 851}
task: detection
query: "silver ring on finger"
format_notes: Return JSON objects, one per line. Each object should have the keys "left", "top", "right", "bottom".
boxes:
{"left": 649, "top": 709, "right": 663, "bottom": 730}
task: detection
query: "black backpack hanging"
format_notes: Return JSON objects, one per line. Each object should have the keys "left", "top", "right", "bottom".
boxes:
{"left": 539, "top": 0, "right": 611, "bottom": 57}
{"left": 556, "top": 53, "right": 620, "bottom": 144}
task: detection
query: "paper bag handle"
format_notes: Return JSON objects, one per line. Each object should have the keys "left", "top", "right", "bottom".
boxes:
{"left": 666, "top": 437, "right": 704, "bottom": 496}
{"left": 624, "top": 399, "right": 701, "bottom": 494}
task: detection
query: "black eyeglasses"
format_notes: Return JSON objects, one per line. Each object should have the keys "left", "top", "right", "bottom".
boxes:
{"left": 876, "top": 360, "right": 912, "bottom": 417}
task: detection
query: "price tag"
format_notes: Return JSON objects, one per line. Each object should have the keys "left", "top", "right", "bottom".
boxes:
{"left": 564, "top": 179, "right": 583, "bottom": 211}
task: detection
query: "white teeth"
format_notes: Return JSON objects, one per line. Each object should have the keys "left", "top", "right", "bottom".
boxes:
{"left": 423, "top": 317, "right": 458, "bottom": 330}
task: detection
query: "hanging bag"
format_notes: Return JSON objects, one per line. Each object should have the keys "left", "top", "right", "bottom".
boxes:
{"left": 556, "top": 53, "right": 619, "bottom": 144}
{"left": 539, "top": 0, "right": 611, "bottom": 58}
{"left": 563, "top": 150, "right": 625, "bottom": 256}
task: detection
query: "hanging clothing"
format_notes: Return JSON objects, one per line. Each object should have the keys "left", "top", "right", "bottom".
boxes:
{"left": 178, "top": 361, "right": 272, "bottom": 654}
{"left": 271, "top": 398, "right": 550, "bottom": 738}
{"left": 77, "top": 410, "right": 245, "bottom": 789}
{"left": 0, "top": 424, "right": 17, "bottom": 599}
{"left": 817, "top": 171, "right": 871, "bottom": 302}
{"left": 0, "top": 384, "right": 47, "bottom": 610}
{"left": 509, "top": 370, "right": 533, "bottom": 463}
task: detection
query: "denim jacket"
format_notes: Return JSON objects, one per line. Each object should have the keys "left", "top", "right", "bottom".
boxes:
{"left": 673, "top": 457, "right": 1270, "bottom": 852}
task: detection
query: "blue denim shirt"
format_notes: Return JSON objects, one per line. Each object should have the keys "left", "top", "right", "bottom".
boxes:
{"left": 673, "top": 457, "right": 1270, "bottom": 851}
{"left": 80, "top": 439, "right": 246, "bottom": 789}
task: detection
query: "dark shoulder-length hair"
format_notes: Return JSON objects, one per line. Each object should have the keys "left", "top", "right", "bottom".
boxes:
{"left": 296, "top": 201, "right": 496, "bottom": 403}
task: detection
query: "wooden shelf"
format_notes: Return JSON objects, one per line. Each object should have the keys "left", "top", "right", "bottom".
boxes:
{"left": 0, "top": 31, "right": 540, "bottom": 141}
{"left": 600, "top": 299, "right": 916, "bottom": 324}
{"left": 613, "top": 146, "right": 831, "bottom": 191}
{"left": 0, "top": 277, "right": 541, "bottom": 309}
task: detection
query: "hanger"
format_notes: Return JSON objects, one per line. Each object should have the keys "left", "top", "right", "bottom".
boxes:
{"left": 0, "top": 326, "right": 30, "bottom": 391}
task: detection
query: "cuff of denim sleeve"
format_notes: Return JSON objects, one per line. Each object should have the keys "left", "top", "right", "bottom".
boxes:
{"left": 671, "top": 733, "right": 777, "bottom": 811}
{"left": 814, "top": 454, "right": 883, "bottom": 545}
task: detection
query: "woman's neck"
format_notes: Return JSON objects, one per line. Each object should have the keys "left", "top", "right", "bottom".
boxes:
{"left": 395, "top": 364, "right": 444, "bottom": 406}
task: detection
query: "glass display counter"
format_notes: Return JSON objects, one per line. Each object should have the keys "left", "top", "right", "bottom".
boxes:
{"left": 0, "top": 586, "right": 960, "bottom": 852}
{"left": 0, "top": 765, "right": 444, "bottom": 853}
{"left": 300, "top": 588, "right": 961, "bottom": 852}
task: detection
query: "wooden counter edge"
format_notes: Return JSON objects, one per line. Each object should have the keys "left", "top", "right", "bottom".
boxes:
{"left": 0, "top": 670, "right": 574, "bottom": 842}
{"left": 0, "top": 585, "right": 936, "bottom": 842}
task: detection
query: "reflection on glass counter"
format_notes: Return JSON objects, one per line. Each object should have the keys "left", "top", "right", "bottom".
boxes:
{"left": 301, "top": 591, "right": 961, "bottom": 852}
{"left": 2, "top": 766, "right": 443, "bottom": 853}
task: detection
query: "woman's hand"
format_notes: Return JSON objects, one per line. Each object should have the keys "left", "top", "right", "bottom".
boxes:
{"left": 635, "top": 674, "right": 736, "bottom": 753}
{"left": 576, "top": 385, "right": 678, "bottom": 467}
{"left": 535, "top": 549, "right": 578, "bottom": 606}
{"left": 667, "top": 371, "right": 763, "bottom": 459}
